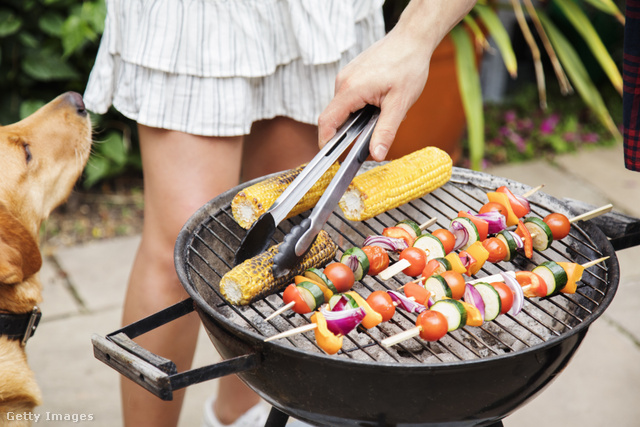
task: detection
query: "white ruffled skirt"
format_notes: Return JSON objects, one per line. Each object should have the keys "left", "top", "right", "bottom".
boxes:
{"left": 84, "top": 0, "right": 385, "bottom": 136}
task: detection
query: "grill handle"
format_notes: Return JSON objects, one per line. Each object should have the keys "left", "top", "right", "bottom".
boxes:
{"left": 91, "top": 298, "right": 260, "bottom": 401}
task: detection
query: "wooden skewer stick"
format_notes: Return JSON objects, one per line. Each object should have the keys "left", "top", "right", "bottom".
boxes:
{"left": 522, "top": 184, "right": 545, "bottom": 198}
{"left": 378, "top": 259, "right": 411, "bottom": 281}
{"left": 419, "top": 217, "right": 438, "bottom": 230}
{"left": 264, "top": 301, "right": 295, "bottom": 322}
{"left": 381, "top": 327, "right": 421, "bottom": 348}
{"left": 581, "top": 256, "right": 609, "bottom": 269}
{"left": 569, "top": 204, "right": 613, "bottom": 224}
{"left": 264, "top": 323, "right": 317, "bottom": 342}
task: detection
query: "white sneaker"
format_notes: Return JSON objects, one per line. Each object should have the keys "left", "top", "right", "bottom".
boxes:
{"left": 202, "top": 395, "right": 270, "bottom": 427}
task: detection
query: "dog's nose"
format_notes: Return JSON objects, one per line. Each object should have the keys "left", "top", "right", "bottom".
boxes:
{"left": 65, "top": 92, "right": 87, "bottom": 117}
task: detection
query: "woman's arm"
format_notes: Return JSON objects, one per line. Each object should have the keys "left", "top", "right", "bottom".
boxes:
{"left": 318, "top": 0, "right": 477, "bottom": 161}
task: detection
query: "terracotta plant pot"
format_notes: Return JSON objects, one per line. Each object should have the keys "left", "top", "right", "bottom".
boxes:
{"left": 386, "top": 35, "right": 466, "bottom": 164}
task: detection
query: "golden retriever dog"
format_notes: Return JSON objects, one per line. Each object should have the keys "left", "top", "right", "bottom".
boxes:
{"left": 0, "top": 92, "right": 92, "bottom": 425}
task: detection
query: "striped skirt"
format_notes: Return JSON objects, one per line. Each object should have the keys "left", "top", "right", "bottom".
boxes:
{"left": 84, "top": 0, "right": 385, "bottom": 137}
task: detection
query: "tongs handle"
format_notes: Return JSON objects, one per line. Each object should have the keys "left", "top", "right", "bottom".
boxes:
{"left": 268, "top": 105, "right": 377, "bottom": 225}
{"left": 295, "top": 109, "right": 380, "bottom": 255}
{"left": 272, "top": 106, "right": 380, "bottom": 278}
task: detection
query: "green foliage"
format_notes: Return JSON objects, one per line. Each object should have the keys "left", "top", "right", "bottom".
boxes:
{"left": 84, "top": 124, "right": 142, "bottom": 189}
{"left": 0, "top": 0, "right": 140, "bottom": 188}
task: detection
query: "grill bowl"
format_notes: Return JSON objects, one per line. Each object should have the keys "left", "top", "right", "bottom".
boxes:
{"left": 175, "top": 166, "right": 620, "bottom": 426}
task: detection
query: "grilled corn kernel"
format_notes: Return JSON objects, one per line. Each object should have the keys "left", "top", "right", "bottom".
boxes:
{"left": 220, "top": 230, "right": 338, "bottom": 305}
{"left": 231, "top": 162, "right": 340, "bottom": 229}
{"left": 339, "top": 146, "right": 452, "bottom": 221}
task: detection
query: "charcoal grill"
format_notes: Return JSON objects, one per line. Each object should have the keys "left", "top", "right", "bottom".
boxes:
{"left": 92, "top": 166, "right": 636, "bottom": 427}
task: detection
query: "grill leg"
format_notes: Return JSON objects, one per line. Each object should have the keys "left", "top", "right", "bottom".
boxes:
{"left": 264, "top": 407, "right": 289, "bottom": 427}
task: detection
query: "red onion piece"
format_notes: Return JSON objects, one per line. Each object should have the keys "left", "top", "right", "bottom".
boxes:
{"left": 343, "top": 255, "right": 359, "bottom": 274}
{"left": 458, "top": 252, "right": 475, "bottom": 270}
{"left": 500, "top": 272, "right": 524, "bottom": 316}
{"left": 330, "top": 294, "right": 351, "bottom": 311}
{"left": 363, "top": 235, "right": 409, "bottom": 252}
{"left": 320, "top": 306, "right": 366, "bottom": 336}
{"left": 463, "top": 283, "right": 486, "bottom": 320}
{"left": 474, "top": 211, "right": 507, "bottom": 234}
{"left": 449, "top": 221, "right": 469, "bottom": 251}
{"left": 388, "top": 290, "right": 427, "bottom": 313}
{"left": 510, "top": 231, "right": 524, "bottom": 250}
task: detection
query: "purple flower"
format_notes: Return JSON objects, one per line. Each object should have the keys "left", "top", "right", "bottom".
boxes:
{"left": 503, "top": 110, "right": 517, "bottom": 123}
{"left": 582, "top": 132, "right": 599, "bottom": 143}
{"left": 539, "top": 113, "right": 560, "bottom": 135}
{"left": 499, "top": 126, "right": 511, "bottom": 137}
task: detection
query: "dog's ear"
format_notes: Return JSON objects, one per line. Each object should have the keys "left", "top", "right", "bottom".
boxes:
{"left": 0, "top": 203, "right": 42, "bottom": 285}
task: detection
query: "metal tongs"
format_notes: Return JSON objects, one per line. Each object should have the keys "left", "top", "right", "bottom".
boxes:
{"left": 234, "top": 105, "right": 380, "bottom": 277}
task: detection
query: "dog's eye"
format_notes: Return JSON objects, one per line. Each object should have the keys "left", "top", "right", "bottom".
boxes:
{"left": 23, "top": 143, "right": 32, "bottom": 163}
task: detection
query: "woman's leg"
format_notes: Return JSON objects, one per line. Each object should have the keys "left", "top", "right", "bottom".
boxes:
{"left": 241, "top": 116, "right": 319, "bottom": 181}
{"left": 121, "top": 125, "right": 243, "bottom": 427}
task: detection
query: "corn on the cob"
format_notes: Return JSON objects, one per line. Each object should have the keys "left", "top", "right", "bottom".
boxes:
{"left": 232, "top": 162, "right": 340, "bottom": 229}
{"left": 220, "top": 230, "right": 338, "bottom": 305}
{"left": 339, "top": 146, "right": 452, "bottom": 221}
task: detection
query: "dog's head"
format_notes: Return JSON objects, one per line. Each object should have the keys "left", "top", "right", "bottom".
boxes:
{"left": 0, "top": 92, "right": 92, "bottom": 234}
{"left": 0, "top": 92, "right": 91, "bottom": 286}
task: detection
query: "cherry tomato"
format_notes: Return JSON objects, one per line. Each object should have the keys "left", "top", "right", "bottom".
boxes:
{"left": 543, "top": 213, "right": 571, "bottom": 240}
{"left": 403, "top": 282, "right": 431, "bottom": 305}
{"left": 490, "top": 282, "right": 514, "bottom": 314}
{"left": 457, "top": 211, "right": 489, "bottom": 241}
{"left": 440, "top": 270, "right": 466, "bottom": 300}
{"left": 399, "top": 247, "right": 427, "bottom": 277}
{"left": 416, "top": 310, "right": 448, "bottom": 341}
{"left": 431, "top": 229, "right": 456, "bottom": 254}
{"left": 366, "top": 290, "right": 396, "bottom": 322}
{"left": 482, "top": 237, "right": 508, "bottom": 263}
{"left": 382, "top": 226, "right": 415, "bottom": 247}
{"left": 282, "top": 284, "right": 312, "bottom": 314}
{"left": 479, "top": 201, "right": 508, "bottom": 217}
{"left": 323, "top": 263, "right": 355, "bottom": 293}
{"left": 361, "top": 245, "right": 390, "bottom": 276}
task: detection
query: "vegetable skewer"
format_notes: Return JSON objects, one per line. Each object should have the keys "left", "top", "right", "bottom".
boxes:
{"left": 381, "top": 257, "right": 609, "bottom": 348}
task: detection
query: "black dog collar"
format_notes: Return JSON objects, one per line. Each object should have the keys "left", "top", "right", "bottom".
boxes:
{"left": 0, "top": 307, "right": 41, "bottom": 346}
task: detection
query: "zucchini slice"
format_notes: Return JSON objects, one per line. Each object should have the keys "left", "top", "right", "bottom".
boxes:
{"left": 532, "top": 261, "right": 568, "bottom": 296}
{"left": 473, "top": 282, "right": 501, "bottom": 321}
{"left": 450, "top": 217, "right": 479, "bottom": 250}
{"left": 413, "top": 233, "right": 446, "bottom": 261}
{"left": 340, "top": 247, "right": 370, "bottom": 281}
{"left": 297, "top": 281, "right": 325, "bottom": 311}
{"left": 524, "top": 217, "right": 553, "bottom": 251}
{"left": 424, "top": 275, "right": 453, "bottom": 301}
{"left": 431, "top": 299, "right": 467, "bottom": 331}
{"left": 304, "top": 268, "right": 337, "bottom": 293}
{"left": 496, "top": 230, "right": 518, "bottom": 261}
{"left": 396, "top": 219, "right": 422, "bottom": 239}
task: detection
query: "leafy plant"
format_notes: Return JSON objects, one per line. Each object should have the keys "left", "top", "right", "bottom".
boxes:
{"left": 0, "top": 0, "right": 140, "bottom": 188}
{"left": 451, "top": 0, "right": 623, "bottom": 170}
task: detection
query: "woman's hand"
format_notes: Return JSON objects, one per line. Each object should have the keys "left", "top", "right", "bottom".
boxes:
{"left": 318, "top": 0, "right": 476, "bottom": 162}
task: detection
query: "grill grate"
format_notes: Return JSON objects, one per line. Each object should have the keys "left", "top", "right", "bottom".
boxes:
{"left": 182, "top": 170, "right": 612, "bottom": 365}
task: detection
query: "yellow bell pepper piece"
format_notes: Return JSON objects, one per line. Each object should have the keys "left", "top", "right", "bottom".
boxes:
{"left": 464, "top": 241, "right": 490, "bottom": 276}
{"left": 346, "top": 291, "right": 383, "bottom": 329}
{"left": 311, "top": 312, "right": 343, "bottom": 355}
{"left": 557, "top": 262, "right": 585, "bottom": 294}
{"left": 487, "top": 191, "right": 519, "bottom": 226}
{"left": 445, "top": 252, "right": 468, "bottom": 274}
